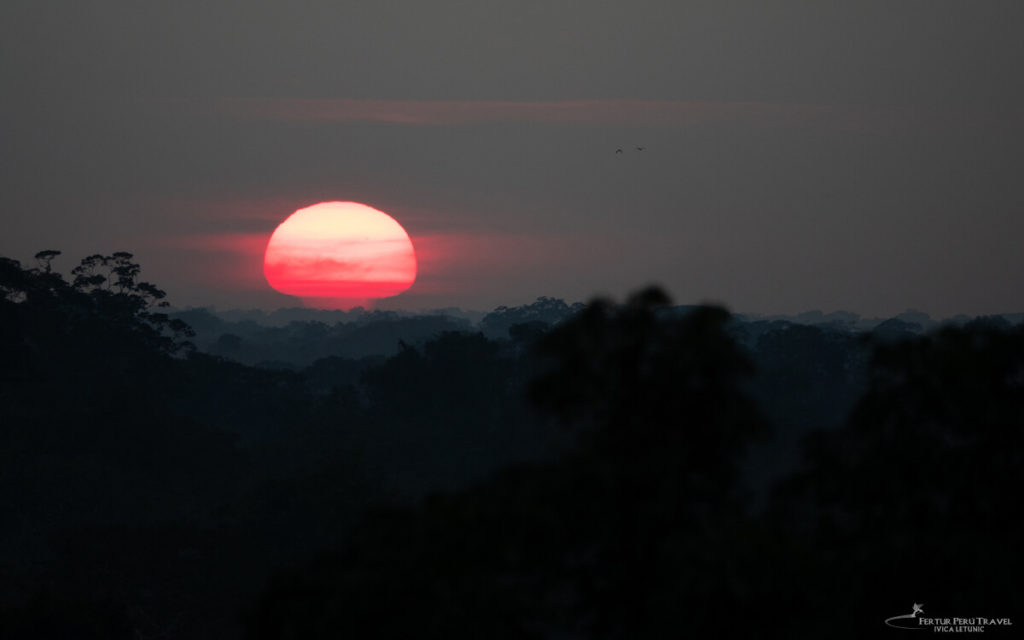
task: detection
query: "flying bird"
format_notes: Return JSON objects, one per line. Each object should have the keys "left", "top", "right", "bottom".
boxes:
{"left": 615, "top": 148, "right": 623, "bottom": 154}
{"left": 635, "top": 146, "right": 645, "bottom": 151}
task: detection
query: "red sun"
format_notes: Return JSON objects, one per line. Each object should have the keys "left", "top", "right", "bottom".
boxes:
{"left": 264, "top": 201, "right": 417, "bottom": 309}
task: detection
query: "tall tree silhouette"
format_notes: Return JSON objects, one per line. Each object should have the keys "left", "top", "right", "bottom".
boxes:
{"left": 770, "top": 320, "right": 1024, "bottom": 635}
{"left": 246, "top": 288, "right": 771, "bottom": 638}
{"left": 0, "top": 252, "right": 250, "bottom": 638}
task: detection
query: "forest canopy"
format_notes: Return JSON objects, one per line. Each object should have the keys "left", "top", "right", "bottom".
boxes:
{"left": 1, "top": 251, "right": 1022, "bottom": 639}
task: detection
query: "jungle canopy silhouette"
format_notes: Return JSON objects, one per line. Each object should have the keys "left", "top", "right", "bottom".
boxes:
{"left": 1, "top": 251, "right": 1021, "bottom": 639}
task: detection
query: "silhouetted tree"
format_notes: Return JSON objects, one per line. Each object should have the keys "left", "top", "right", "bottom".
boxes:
{"left": 33, "top": 249, "right": 61, "bottom": 273}
{"left": 0, "top": 252, "right": 249, "bottom": 638}
{"left": 768, "top": 320, "right": 1024, "bottom": 636}
{"left": 247, "top": 288, "right": 772, "bottom": 638}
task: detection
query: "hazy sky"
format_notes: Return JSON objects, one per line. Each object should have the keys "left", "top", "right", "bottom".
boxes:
{"left": 3, "top": 1, "right": 1022, "bottom": 316}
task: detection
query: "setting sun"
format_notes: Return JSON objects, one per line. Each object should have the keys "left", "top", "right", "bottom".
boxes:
{"left": 263, "top": 201, "right": 417, "bottom": 309}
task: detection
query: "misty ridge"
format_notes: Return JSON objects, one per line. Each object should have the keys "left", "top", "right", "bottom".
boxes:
{"left": 171, "top": 299, "right": 1021, "bottom": 369}
{"left": 2, "top": 251, "right": 1023, "bottom": 639}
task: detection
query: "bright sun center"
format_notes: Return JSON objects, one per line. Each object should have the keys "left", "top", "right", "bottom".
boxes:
{"left": 263, "top": 201, "right": 417, "bottom": 309}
